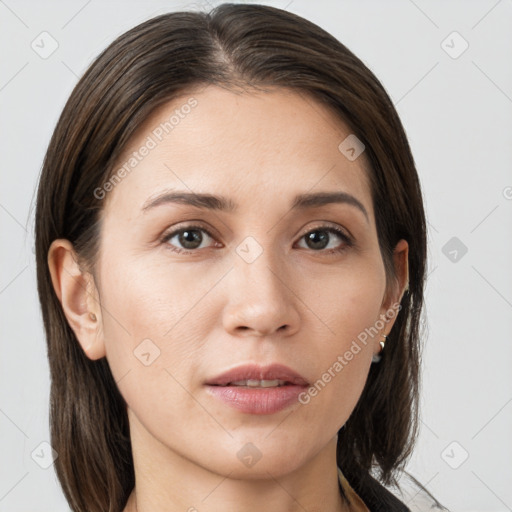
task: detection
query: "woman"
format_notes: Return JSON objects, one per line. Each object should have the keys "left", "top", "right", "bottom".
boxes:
{"left": 35, "top": 3, "right": 448, "bottom": 511}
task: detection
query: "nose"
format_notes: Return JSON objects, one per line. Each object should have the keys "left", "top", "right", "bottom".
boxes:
{"left": 222, "top": 247, "right": 301, "bottom": 339}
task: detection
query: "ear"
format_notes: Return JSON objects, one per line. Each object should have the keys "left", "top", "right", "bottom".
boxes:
{"left": 378, "top": 238, "right": 409, "bottom": 335}
{"left": 47, "top": 239, "right": 106, "bottom": 360}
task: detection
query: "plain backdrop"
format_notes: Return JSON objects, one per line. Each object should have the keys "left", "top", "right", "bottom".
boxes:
{"left": 1, "top": 0, "right": 511, "bottom": 510}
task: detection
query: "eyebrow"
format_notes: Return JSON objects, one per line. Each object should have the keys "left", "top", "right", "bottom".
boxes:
{"left": 141, "top": 190, "right": 369, "bottom": 222}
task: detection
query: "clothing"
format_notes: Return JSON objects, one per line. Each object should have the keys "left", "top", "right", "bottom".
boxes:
{"left": 338, "top": 467, "right": 450, "bottom": 512}
{"left": 338, "top": 467, "right": 370, "bottom": 511}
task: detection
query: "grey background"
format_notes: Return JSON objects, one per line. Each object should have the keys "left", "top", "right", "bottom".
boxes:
{"left": 1, "top": 0, "right": 511, "bottom": 510}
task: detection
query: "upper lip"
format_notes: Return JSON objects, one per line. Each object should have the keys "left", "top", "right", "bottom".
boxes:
{"left": 205, "top": 363, "right": 309, "bottom": 386}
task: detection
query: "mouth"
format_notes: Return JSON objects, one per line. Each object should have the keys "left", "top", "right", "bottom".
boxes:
{"left": 221, "top": 379, "right": 290, "bottom": 388}
{"left": 204, "top": 363, "right": 309, "bottom": 387}
{"left": 204, "top": 363, "right": 309, "bottom": 415}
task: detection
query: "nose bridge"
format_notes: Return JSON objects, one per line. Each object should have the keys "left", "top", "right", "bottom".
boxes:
{"left": 235, "top": 236, "right": 289, "bottom": 300}
{"left": 223, "top": 235, "right": 300, "bottom": 336}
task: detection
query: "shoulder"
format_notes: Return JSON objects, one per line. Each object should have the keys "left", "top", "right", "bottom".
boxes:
{"left": 379, "top": 471, "right": 450, "bottom": 512}
{"left": 343, "top": 468, "right": 450, "bottom": 512}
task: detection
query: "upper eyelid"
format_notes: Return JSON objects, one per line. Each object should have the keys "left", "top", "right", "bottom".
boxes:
{"left": 163, "top": 223, "right": 216, "bottom": 240}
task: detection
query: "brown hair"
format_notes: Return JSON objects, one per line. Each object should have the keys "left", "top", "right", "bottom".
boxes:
{"left": 35, "top": 3, "right": 426, "bottom": 511}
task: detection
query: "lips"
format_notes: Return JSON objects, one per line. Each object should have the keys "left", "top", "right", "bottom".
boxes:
{"left": 204, "top": 363, "right": 309, "bottom": 387}
{"left": 204, "top": 363, "right": 309, "bottom": 414}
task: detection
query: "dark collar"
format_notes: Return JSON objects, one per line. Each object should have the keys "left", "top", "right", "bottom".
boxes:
{"left": 339, "top": 467, "right": 411, "bottom": 512}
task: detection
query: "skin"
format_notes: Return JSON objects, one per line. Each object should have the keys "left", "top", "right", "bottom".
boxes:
{"left": 48, "top": 84, "right": 408, "bottom": 512}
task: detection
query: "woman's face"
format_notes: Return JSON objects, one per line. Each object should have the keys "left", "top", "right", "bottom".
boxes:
{"left": 92, "top": 85, "right": 406, "bottom": 478}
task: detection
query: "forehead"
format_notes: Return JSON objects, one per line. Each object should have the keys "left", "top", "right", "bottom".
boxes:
{"left": 102, "top": 85, "right": 373, "bottom": 219}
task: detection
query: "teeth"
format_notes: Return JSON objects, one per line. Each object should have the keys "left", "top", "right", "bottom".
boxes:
{"left": 230, "top": 379, "right": 287, "bottom": 387}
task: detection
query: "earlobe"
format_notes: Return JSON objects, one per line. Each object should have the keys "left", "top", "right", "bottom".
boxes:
{"left": 47, "top": 239, "right": 106, "bottom": 360}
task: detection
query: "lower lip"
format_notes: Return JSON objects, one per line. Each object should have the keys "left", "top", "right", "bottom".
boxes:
{"left": 205, "top": 384, "right": 307, "bottom": 415}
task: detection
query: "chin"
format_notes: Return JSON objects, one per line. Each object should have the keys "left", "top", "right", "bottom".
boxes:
{"left": 192, "top": 434, "right": 320, "bottom": 480}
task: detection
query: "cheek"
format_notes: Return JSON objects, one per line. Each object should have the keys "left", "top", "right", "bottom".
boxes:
{"left": 304, "top": 259, "right": 386, "bottom": 347}
{"left": 96, "top": 260, "right": 210, "bottom": 434}
{"left": 295, "top": 260, "right": 386, "bottom": 417}
{"left": 98, "top": 253, "right": 220, "bottom": 344}
{"left": 96, "top": 255, "right": 209, "bottom": 397}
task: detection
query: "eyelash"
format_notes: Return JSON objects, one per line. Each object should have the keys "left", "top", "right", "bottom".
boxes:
{"left": 161, "top": 223, "right": 353, "bottom": 256}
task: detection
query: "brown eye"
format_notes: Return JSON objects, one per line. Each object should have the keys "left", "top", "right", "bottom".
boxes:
{"left": 161, "top": 224, "right": 352, "bottom": 256}
{"left": 162, "top": 225, "right": 216, "bottom": 253}
{"left": 297, "top": 227, "right": 352, "bottom": 253}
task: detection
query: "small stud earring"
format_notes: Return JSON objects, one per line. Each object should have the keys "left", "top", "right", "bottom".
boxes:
{"left": 89, "top": 312, "right": 97, "bottom": 322}
{"left": 372, "top": 334, "right": 387, "bottom": 363}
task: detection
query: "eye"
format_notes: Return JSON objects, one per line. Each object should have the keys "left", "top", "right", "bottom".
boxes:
{"left": 161, "top": 224, "right": 217, "bottom": 254}
{"left": 161, "top": 223, "right": 352, "bottom": 255}
{"left": 296, "top": 225, "right": 352, "bottom": 254}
